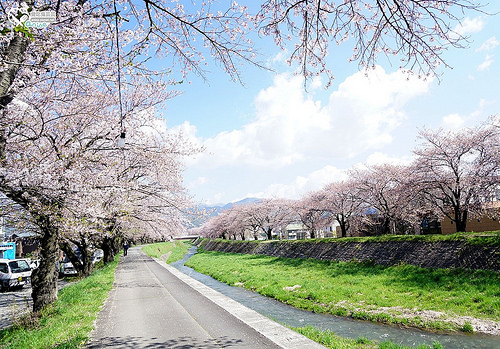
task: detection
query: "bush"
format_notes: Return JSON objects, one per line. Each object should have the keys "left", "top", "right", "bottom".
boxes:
{"left": 461, "top": 321, "right": 474, "bottom": 333}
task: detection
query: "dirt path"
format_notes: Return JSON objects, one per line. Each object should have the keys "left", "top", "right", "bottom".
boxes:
{"left": 160, "top": 252, "right": 171, "bottom": 262}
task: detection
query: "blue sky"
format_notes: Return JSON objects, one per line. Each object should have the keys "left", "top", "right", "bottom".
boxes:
{"left": 162, "top": 4, "right": 500, "bottom": 205}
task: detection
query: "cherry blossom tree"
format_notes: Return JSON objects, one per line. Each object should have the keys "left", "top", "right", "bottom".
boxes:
{"left": 197, "top": 209, "right": 238, "bottom": 240}
{"left": 0, "top": 62, "right": 195, "bottom": 311}
{"left": 485, "top": 116, "right": 500, "bottom": 183}
{"left": 412, "top": 121, "right": 500, "bottom": 233}
{"left": 58, "top": 117, "right": 195, "bottom": 275}
{"left": 1, "top": 0, "right": 487, "bottom": 108}
{"left": 292, "top": 195, "right": 331, "bottom": 239}
{"left": 317, "top": 180, "right": 363, "bottom": 237}
{"left": 350, "top": 164, "right": 417, "bottom": 235}
{"left": 193, "top": 215, "right": 226, "bottom": 239}
{"left": 256, "top": 0, "right": 486, "bottom": 87}
{"left": 0, "top": 2, "right": 257, "bottom": 307}
{"left": 243, "top": 199, "right": 294, "bottom": 240}
{"left": 1, "top": 0, "right": 259, "bottom": 112}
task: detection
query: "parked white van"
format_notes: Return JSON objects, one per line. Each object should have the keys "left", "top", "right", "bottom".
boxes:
{"left": 0, "top": 259, "right": 32, "bottom": 291}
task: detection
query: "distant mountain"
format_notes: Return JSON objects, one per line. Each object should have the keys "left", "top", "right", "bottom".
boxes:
{"left": 190, "top": 198, "right": 261, "bottom": 227}
{"left": 220, "top": 197, "right": 261, "bottom": 210}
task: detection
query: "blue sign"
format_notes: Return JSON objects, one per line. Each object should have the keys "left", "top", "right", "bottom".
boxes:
{"left": 0, "top": 243, "right": 16, "bottom": 259}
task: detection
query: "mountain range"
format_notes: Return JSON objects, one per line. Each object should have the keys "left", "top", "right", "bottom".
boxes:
{"left": 189, "top": 197, "right": 260, "bottom": 227}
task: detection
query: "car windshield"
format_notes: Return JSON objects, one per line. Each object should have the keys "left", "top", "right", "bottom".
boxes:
{"left": 9, "top": 260, "right": 31, "bottom": 273}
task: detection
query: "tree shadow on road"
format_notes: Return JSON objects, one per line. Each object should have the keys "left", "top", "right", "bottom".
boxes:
{"left": 86, "top": 335, "right": 244, "bottom": 348}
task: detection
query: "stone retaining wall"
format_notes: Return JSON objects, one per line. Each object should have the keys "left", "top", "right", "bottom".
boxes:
{"left": 198, "top": 239, "right": 500, "bottom": 271}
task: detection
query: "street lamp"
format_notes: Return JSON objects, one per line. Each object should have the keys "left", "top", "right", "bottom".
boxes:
{"left": 118, "top": 131, "right": 126, "bottom": 148}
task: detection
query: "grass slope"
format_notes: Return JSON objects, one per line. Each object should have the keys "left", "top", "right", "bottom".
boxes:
{"left": 141, "top": 240, "right": 191, "bottom": 263}
{"left": 186, "top": 250, "right": 500, "bottom": 332}
{"left": 293, "top": 326, "right": 444, "bottom": 349}
{"left": 0, "top": 256, "right": 119, "bottom": 349}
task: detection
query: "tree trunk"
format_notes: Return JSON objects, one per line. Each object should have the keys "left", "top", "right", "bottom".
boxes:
{"left": 339, "top": 216, "right": 348, "bottom": 238}
{"left": 310, "top": 227, "right": 316, "bottom": 239}
{"left": 101, "top": 235, "right": 122, "bottom": 263}
{"left": 74, "top": 235, "right": 94, "bottom": 276}
{"left": 0, "top": 33, "right": 31, "bottom": 110}
{"left": 79, "top": 242, "right": 94, "bottom": 276}
{"left": 266, "top": 227, "right": 272, "bottom": 240}
{"left": 101, "top": 237, "right": 114, "bottom": 263}
{"left": 454, "top": 208, "right": 468, "bottom": 233}
{"left": 31, "top": 218, "right": 59, "bottom": 313}
{"left": 60, "top": 237, "right": 94, "bottom": 277}
{"left": 381, "top": 217, "right": 391, "bottom": 235}
{"left": 59, "top": 240, "right": 84, "bottom": 275}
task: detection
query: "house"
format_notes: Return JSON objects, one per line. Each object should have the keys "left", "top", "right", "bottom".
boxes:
{"left": 5, "top": 231, "right": 39, "bottom": 258}
{"left": 279, "top": 222, "right": 338, "bottom": 240}
{"left": 281, "top": 222, "right": 308, "bottom": 240}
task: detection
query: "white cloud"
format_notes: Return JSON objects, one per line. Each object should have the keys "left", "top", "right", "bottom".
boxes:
{"left": 182, "top": 67, "right": 436, "bottom": 204}
{"left": 453, "top": 17, "right": 485, "bottom": 37}
{"left": 189, "top": 67, "right": 432, "bottom": 169}
{"left": 442, "top": 113, "right": 466, "bottom": 129}
{"left": 187, "top": 176, "right": 208, "bottom": 190}
{"left": 477, "top": 37, "right": 499, "bottom": 52}
{"left": 169, "top": 120, "right": 200, "bottom": 142}
{"left": 247, "top": 165, "right": 348, "bottom": 200}
{"left": 267, "top": 49, "right": 289, "bottom": 66}
{"left": 366, "top": 152, "right": 413, "bottom": 166}
{"left": 477, "top": 54, "right": 494, "bottom": 71}
{"left": 325, "top": 67, "right": 431, "bottom": 157}
{"left": 441, "top": 99, "right": 491, "bottom": 131}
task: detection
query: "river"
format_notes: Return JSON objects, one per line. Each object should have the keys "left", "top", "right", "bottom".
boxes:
{"left": 171, "top": 246, "right": 500, "bottom": 349}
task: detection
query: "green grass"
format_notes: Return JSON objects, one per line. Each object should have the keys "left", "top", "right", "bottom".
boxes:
{"left": 331, "top": 230, "right": 500, "bottom": 245}
{"left": 185, "top": 250, "right": 500, "bottom": 332}
{"left": 293, "top": 326, "right": 444, "bottom": 349}
{"left": 293, "top": 326, "right": 376, "bottom": 348}
{"left": 141, "top": 240, "right": 191, "bottom": 263}
{"left": 0, "top": 255, "right": 120, "bottom": 349}
{"left": 203, "top": 231, "right": 500, "bottom": 246}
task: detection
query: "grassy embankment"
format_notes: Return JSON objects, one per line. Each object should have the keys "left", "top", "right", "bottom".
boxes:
{"left": 0, "top": 257, "right": 119, "bottom": 349}
{"left": 292, "top": 325, "right": 444, "bottom": 349}
{"left": 208, "top": 230, "right": 500, "bottom": 245}
{"left": 141, "top": 240, "right": 191, "bottom": 263}
{"left": 0, "top": 241, "right": 190, "bottom": 349}
{"left": 185, "top": 232, "right": 500, "bottom": 346}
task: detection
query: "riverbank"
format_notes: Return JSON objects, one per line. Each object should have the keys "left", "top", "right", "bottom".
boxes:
{"left": 185, "top": 248, "right": 500, "bottom": 336}
{"left": 198, "top": 232, "right": 500, "bottom": 272}
{"left": 0, "top": 257, "right": 119, "bottom": 348}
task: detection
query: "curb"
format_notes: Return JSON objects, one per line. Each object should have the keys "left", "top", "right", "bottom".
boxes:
{"left": 153, "top": 258, "right": 326, "bottom": 349}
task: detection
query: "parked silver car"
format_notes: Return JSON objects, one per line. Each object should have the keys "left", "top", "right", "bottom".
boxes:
{"left": 59, "top": 258, "right": 77, "bottom": 277}
{"left": 0, "top": 259, "right": 32, "bottom": 291}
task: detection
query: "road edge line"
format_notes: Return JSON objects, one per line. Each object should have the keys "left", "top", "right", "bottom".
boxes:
{"left": 152, "top": 258, "right": 326, "bottom": 349}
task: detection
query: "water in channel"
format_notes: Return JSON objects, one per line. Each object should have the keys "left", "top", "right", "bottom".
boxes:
{"left": 171, "top": 246, "right": 500, "bottom": 349}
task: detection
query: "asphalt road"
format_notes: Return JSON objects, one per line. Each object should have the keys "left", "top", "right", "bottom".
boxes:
{"left": 87, "top": 247, "right": 325, "bottom": 348}
{"left": 0, "top": 284, "right": 32, "bottom": 329}
{"left": 0, "top": 278, "right": 70, "bottom": 330}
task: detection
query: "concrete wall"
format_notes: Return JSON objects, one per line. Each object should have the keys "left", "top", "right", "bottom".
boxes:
{"left": 199, "top": 239, "right": 500, "bottom": 272}
{"left": 441, "top": 216, "right": 500, "bottom": 235}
